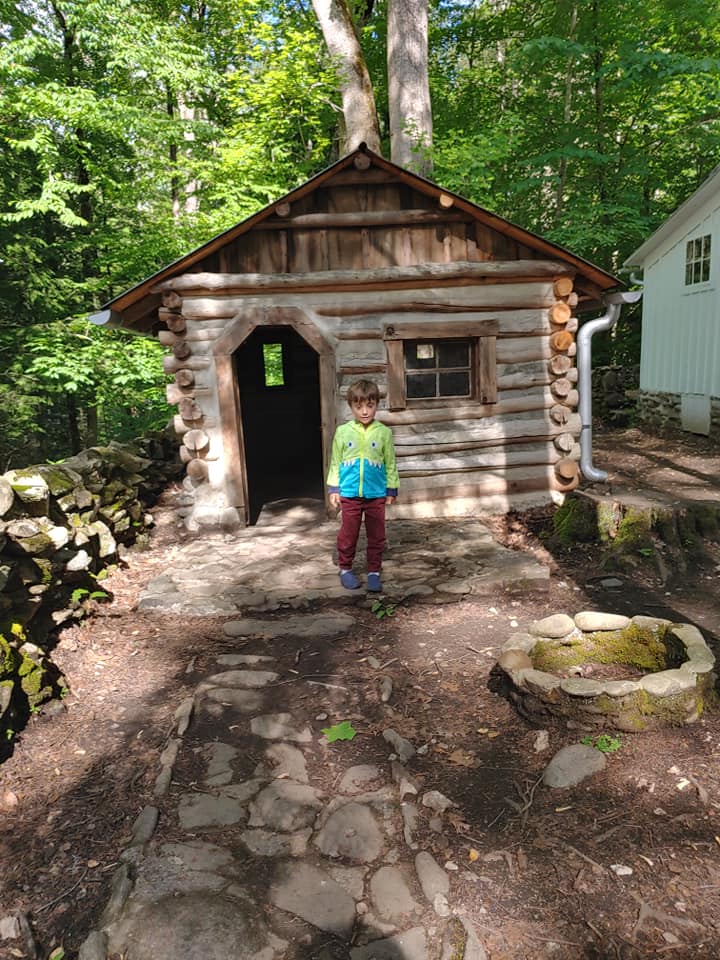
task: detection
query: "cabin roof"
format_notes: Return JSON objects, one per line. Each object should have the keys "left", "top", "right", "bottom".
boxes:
{"left": 624, "top": 163, "right": 720, "bottom": 268}
{"left": 95, "top": 146, "right": 620, "bottom": 334}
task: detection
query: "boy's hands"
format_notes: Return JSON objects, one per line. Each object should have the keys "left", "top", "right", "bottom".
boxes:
{"left": 329, "top": 493, "right": 341, "bottom": 509}
{"left": 386, "top": 495, "right": 396, "bottom": 505}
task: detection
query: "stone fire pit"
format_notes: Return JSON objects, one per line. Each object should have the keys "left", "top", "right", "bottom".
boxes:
{"left": 497, "top": 611, "right": 716, "bottom": 731}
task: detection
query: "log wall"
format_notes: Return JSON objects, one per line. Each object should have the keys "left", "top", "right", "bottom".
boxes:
{"left": 154, "top": 265, "right": 582, "bottom": 527}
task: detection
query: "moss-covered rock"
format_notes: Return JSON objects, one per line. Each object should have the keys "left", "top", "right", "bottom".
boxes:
{"left": 551, "top": 497, "right": 598, "bottom": 545}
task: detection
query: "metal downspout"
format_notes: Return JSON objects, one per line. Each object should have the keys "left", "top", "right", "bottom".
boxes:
{"left": 577, "top": 290, "right": 643, "bottom": 482}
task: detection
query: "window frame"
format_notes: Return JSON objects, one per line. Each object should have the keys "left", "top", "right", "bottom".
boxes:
{"left": 684, "top": 233, "right": 712, "bottom": 287}
{"left": 384, "top": 320, "right": 498, "bottom": 412}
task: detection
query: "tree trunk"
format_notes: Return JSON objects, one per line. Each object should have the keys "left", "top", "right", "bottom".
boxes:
{"left": 387, "top": 0, "right": 432, "bottom": 175}
{"left": 311, "top": 0, "right": 382, "bottom": 154}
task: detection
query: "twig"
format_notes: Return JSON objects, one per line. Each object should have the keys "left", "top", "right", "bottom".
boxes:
{"left": 561, "top": 842, "right": 605, "bottom": 873}
{"left": 36, "top": 869, "right": 89, "bottom": 913}
{"left": 525, "top": 934, "right": 581, "bottom": 946}
{"left": 307, "top": 680, "right": 348, "bottom": 691}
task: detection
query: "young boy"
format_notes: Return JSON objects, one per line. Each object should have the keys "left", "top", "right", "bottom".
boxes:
{"left": 327, "top": 379, "right": 399, "bottom": 592}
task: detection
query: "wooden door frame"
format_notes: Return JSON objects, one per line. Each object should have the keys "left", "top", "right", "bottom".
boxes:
{"left": 213, "top": 306, "right": 336, "bottom": 524}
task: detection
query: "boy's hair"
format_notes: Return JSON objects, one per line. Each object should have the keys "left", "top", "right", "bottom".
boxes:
{"left": 346, "top": 379, "right": 380, "bottom": 405}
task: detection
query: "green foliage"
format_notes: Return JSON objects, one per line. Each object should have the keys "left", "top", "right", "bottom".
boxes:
{"left": 0, "top": 0, "right": 718, "bottom": 461}
{"left": 371, "top": 599, "right": 396, "bottom": 619}
{"left": 321, "top": 720, "right": 357, "bottom": 743}
{"left": 581, "top": 733, "right": 622, "bottom": 754}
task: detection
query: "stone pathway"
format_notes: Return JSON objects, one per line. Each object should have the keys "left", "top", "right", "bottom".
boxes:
{"left": 81, "top": 612, "right": 491, "bottom": 960}
{"left": 80, "top": 505, "right": 550, "bottom": 959}
{"left": 138, "top": 499, "right": 548, "bottom": 615}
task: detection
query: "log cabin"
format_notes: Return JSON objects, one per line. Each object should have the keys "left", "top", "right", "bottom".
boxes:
{"left": 92, "top": 146, "right": 620, "bottom": 529}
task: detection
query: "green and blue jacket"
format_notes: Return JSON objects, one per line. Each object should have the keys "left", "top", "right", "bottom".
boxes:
{"left": 327, "top": 419, "right": 399, "bottom": 499}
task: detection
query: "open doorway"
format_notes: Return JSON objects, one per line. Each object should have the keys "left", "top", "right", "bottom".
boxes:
{"left": 235, "top": 325, "right": 324, "bottom": 524}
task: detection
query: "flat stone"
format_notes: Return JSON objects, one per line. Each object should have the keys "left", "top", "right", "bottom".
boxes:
{"left": 599, "top": 577, "right": 623, "bottom": 588}
{"left": 670, "top": 623, "right": 707, "bottom": 648}
{"left": 573, "top": 611, "right": 631, "bottom": 632}
{"left": 205, "top": 743, "right": 238, "bottom": 785}
{"left": 263, "top": 743, "right": 309, "bottom": 783}
{"left": 529, "top": 614, "right": 575, "bottom": 639}
{"left": 401, "top": 802, "right": 419, "bottom": 848}
{"left": 437, "top": 580, "right": 471, "bottom": 594}
{"left": 269, "top": 862, "right": 356, "bottom": 937}
{"left": 390, "top": 761, "right": 419, "bottom": 799}
{"left": 383, "top": 728, "right": 415, "bottom": 763}
{"left": 223, "top": 614, "right": 356, "bottom": 640}
{"left": 338, "top": 765, "right": 380, "bottom": 794}
{"left": 632, "top": 615, "right": 671, "bottom": 632}
{"left": 414, "top": 852, "right": 450, "bottom": 902}
{"left": 177, "top": 793, "right": 247, "bottom": 830}
{"left": 559, "top": 677, "right": 606, "bottom": 697}
{"left": 640, "top": 669, "right": 695, "bottom": 697}
{"left": 459, "top": 916, "right": 489, "bottom": 960}
{"left": 500, "top": 633, "right": 537, "bottom": 655}
{"left": 681, "top": 646, "right": 716, "bottom": 673}
{"left": 203, "top": 687, "right": 264, "bottom": 713}
{"left": 497, "top": 650, "right": 533, "bottom": 672}
{"left": 328, "top": 865, "right": 367, "bottom": 900}
{"left": 159, "top": 841, "right": 236, "bottom": 874}
{"left": 350, "top": 926, "right": 428, "bottom": 960}
{"left": 104, "top": 892, "right": 276, "bottom": 960}
{"left": 240, "top": 828, "right": 311, "bottom": 857}
{"left": 216, "top": 654, "right": 276, "bottom": 665}
{"left": 517, "top": 668, "right": 562, "bottom": 694}
{"left": 251, "top": 713, "right": 313, "bottom": 742}
{"left": 542, "top": 744, "right": 606, "bottom": 788}
{"left": 205, "top": 670, "right": 279, "bottom": 688}
{"left": 369, "top": 865, "right": 420, "bottom": 920}
{"left": 222, "top": 779, "right": 266, "bottom": 804}
{"left": 315, "top": 802, "right": 384, "bottom": 862}
{"left": 603, "top": 680, "right": 640, "bottom": 697}
{"left": 248, "top": 781, "right": 322, "bottom": 831}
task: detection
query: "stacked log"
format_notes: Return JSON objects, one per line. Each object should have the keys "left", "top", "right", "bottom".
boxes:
{"left": 159, "top": 291, "right": 214, "bottom": 487}
{"left": 547, "top": 277, "right": 580, "bottom": 489}
{"left": 0, "top": 436, "right": 181, "bottom": 748}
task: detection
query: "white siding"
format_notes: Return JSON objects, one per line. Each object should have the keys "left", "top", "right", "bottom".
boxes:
{"left": 640, "top": 195, "right": 720, "bottom": 396}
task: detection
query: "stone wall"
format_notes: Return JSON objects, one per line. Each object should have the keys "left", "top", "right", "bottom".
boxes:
{"left": 0, "top": 434, "right": 181, "bottom": 748}
{"left": 637, "top": 389, "right": 720, "bottom": 438}
{"left": 591, "top": 364, "right": 639, "bottom": 426}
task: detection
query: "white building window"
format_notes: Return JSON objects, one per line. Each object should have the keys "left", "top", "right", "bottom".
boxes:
{"left": 685, "top": 234, "right": 711, "bottom": 285}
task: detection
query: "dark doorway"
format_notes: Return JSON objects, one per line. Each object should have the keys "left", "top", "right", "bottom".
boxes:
{"left": 235, "top": 325, "right": 324, "bottom": 524}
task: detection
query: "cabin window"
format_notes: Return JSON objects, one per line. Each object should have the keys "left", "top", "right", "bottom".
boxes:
{"left": 262, "top": 343, "right": 285, "bottom": 386}
{"left": 404, "top": 339, "right": 472, "bottom": 399}
{"left": 384, "top": 321, "right": 498, "bottom": 412}
{"left": 685, "top": 234, "right": 711, "bottom": 286}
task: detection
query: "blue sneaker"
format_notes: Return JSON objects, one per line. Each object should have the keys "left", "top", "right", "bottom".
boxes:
{"left": 340, "top": 570, "right": 361, "bottom": 590}
{"left": 367, "top": 572, "right": 383, "bottom": 592}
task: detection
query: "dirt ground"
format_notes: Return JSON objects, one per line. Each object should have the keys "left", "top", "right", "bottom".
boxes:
{"left": 1, "top": 425, "right": 720, "bottom": 960}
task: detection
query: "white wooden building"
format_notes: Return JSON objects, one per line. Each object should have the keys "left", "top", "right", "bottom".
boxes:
{"left": 624, "top": 164, "right": 720, "bottom": 436}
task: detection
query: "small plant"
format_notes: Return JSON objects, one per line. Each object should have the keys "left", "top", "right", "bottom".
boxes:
{"left": 321, "top": 720, "right": 357, "bottom": 743}
{"left": 371, "top": 599, "right": 396, "bottom": 620}
{"left": 582, "top": 733, "right": 622, "bottom": 753}
{"left": 71, "top": 587, "right": 108, "bottom": 604}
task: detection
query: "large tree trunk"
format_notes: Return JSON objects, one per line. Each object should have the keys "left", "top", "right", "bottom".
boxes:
{"left": 311, "top": 0, "right": 382, "bottom": 154}
{"left": 387, "top": 0, "right": 433, "bottom": 175}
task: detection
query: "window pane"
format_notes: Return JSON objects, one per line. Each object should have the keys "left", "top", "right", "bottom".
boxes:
{"left": 685, "top": 264, "right": 693, "bottom": 285}
{"left": 263, "top": 343, "right": 284, "bottom": 386}
{"left": 694, "top": 238, "right": 703, "bottom": 258}
{"left": 407, "top": 373, "right": 437, "bottom": 398}
{"left": 405, "top": 341, "right": 437, "bottom": 370}
{"left": 439, "top": 371, "right": 470, "bottom": 397}
{"left": 438, "top": 341, "right": 470, "bottom": 367}
{"left": 693, "top": 260, "right": 702, "bottom": 283}
{"left": 702, "top": 259, "right": 710, "bottom": 282}
{"left": 703, "top": 235, "right": 712, "bottom": 257}
{"left": 687, "top": 240, "right": 694, "bottom": 260}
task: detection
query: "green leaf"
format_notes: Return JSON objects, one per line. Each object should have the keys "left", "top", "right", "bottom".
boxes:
{"left": 49, "top": 948, "right": 65, "bottom": 960}
{"left": 321, "top": 720, "right": 357, "bottom": 743}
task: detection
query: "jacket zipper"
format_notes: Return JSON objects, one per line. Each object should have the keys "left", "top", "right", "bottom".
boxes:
{"left": 358, "top": 424, "right": 366, "bottom": 496}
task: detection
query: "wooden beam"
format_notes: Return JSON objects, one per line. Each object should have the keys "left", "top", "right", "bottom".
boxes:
{"left": 255, "top": 209, "right": 473, "bottom": 230}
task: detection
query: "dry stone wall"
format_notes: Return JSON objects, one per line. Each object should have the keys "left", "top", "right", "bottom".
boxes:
{"left": 0, "top": 433, "right": 181, "bottom": 748}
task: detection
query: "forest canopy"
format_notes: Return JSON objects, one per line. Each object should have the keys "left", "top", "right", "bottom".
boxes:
{"left": 1, "top": 0, "right": 718, "bottom": 466}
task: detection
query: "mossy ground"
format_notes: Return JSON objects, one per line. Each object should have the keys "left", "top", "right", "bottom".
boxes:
{"left": 531, "top": 624, "right": 671, "bottom": 673}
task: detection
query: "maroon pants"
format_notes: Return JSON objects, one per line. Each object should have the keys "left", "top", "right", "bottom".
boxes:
{"left": 337, "top": 497, "right": 386, "bottom": 571}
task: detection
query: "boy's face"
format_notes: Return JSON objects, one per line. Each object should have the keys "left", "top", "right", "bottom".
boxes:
{"left": 350, "top": 396, "right": 377, "bottom": 426}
